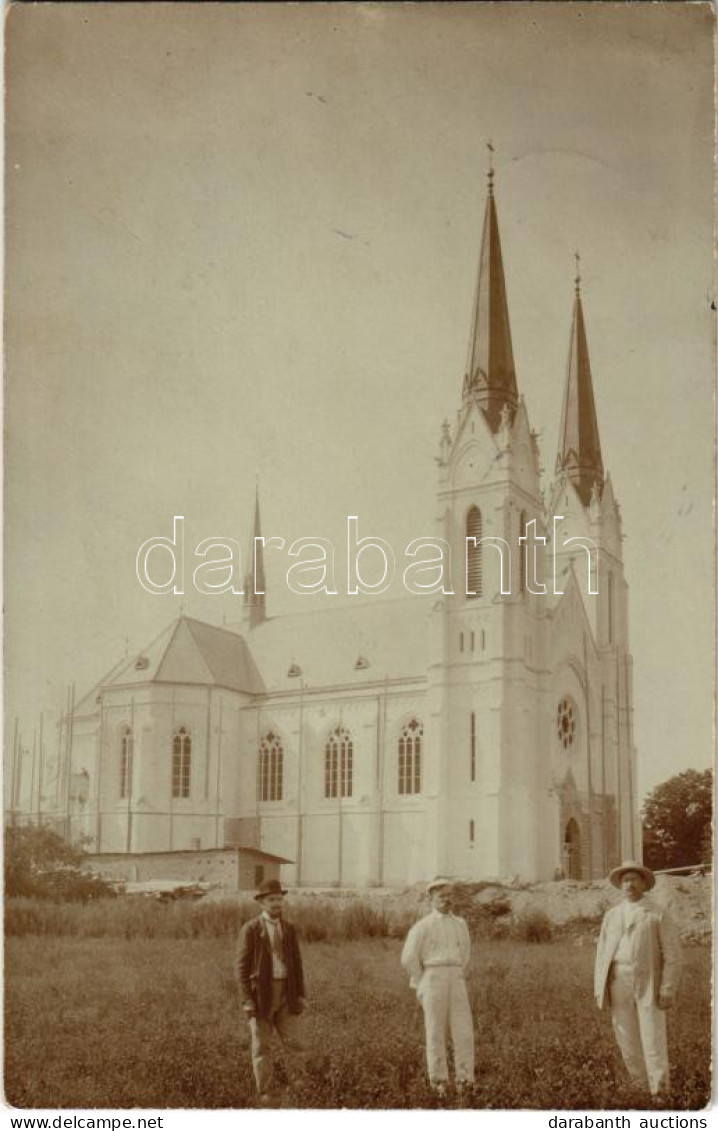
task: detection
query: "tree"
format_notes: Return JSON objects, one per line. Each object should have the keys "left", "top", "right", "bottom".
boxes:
{"left": 642, "top": 768, "right": 713, "bottom": 871}
{"left": 4, "top": 823, "right": 119, "bottom": 901}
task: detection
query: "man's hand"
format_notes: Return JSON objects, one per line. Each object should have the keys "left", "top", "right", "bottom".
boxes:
{"left": 657, "top": 991, "right": 674, "bottom": 1011}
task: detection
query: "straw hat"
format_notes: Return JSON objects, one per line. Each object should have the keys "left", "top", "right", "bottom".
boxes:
{"left": 426, "top": 877, "right": 453, "bottom": 895}
{"left": 609, "top": 860, "right": 655, "bottom": 891}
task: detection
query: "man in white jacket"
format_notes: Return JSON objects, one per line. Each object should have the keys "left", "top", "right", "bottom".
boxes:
{"left": 400, "top": 878, "right": 474, "bottom": 1093}
{"left": 594, "top": 860, "right": 682, "bottom": 1097}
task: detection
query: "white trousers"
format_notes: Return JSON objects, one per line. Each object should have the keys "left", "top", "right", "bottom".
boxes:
{"left": 609, "top": 966, "right": 669, "bottom": 1096}
{"left": 418, "top": 966, "right": 475, "bottom": 1085}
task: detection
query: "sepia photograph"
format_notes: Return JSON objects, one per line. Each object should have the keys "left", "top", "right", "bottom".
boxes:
{"left": 4, "top": 2, "right": 714, "bottom": 1114}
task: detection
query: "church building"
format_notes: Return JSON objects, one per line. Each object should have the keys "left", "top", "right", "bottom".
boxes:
{"left": 63, "top": 167, "right": 640, "bottom": 886}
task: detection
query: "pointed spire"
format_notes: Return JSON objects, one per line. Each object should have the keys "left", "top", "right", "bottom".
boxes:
{"left": 555, "top": 259, "right": 604, "bottom": 507}
{"left": 463, "top": 142, "right": 519, "bottom": 432}
{"left": 243, "top": 482, "right": 266, "bottom": 628}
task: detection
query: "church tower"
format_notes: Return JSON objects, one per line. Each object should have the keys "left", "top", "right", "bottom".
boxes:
{"left": 546, "top": 261, "right": 637, "bottom": 879}
{"left": 426, "top": 153, "right": 551, "bottom": 881}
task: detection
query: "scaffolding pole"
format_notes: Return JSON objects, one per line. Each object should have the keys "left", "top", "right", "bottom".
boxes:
{"left": 64, "top": 685, "right": 73, "bottom": 839}
{"left": 36, "top": 713, "right": 45, "bottom": 824}
{"left": 29, "top": 727, "right": 37, "bottom": 825}
{"left": 295, "top": 682, "right": 305, "bottom": 885}
{"left": 214, "top": 697, "right": 223, "bottom": 848}
{"left": 10, "top": 717, "right": 19, "bottom": 821}
{"left": 126, "top": 697, "right": 135, "bottom": 854}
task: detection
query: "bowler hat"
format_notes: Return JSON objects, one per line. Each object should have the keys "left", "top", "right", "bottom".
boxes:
{"left": 255, "top": 878, "right": 288, "bottom": 901}
{"left": 609, "top": 860, "right": 655, "bottom": 891}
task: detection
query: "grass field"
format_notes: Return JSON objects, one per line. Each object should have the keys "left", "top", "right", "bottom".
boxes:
{"left": 5, "top": 932, "right": 711, "bottom": 1110}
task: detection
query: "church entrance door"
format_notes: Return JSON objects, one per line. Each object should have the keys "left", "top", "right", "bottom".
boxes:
{"left": 563, "top": 818, "right": 582, "bottom": 880}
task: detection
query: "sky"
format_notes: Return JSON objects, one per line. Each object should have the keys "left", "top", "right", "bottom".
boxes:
{"left": 5, "top": 2, "right": 715, "bottom": 804}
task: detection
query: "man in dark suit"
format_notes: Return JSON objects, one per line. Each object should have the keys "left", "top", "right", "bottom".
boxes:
{"left": 236, "top": 878, "right": 306, "bottom": 1100}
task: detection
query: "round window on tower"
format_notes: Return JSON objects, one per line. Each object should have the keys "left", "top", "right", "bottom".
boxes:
{"left": 556, "top": 697, "right": 578, "bottom": 751}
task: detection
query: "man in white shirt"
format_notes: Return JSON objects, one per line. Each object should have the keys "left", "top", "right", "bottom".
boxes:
{"left": 594, "top": 860, "right": 682, "bottom": 1097}
{"left": 401, "top": 878, "right": 475, "bottom": 1093}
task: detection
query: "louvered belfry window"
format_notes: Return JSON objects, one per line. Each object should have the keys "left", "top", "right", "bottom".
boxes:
{"left": 466, "top": 506, "right": 483, "bottom": 597}
{"left": 519, "top": 510, "right": 527, "bottom": 594}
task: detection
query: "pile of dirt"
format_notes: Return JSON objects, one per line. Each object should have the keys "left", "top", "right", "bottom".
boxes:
{"left": 494, "top": 874, "right": 711, "bottom": 941}
{"left": 287, "top": 873, "right": 712, "bottom": 943}
{"left": 445, "top": 873, "right": 712, "bottom": 943}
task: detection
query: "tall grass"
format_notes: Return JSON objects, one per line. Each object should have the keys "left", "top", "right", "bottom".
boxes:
{"left": 2, "top": 895, "right": 619, "bottom": 944}
{"left": 4, "top": 895, "right": 419, "bottom": 942}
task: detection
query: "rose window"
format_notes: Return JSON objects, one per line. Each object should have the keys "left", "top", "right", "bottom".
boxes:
{"left": 557, "top": 698, "right": 577, "bottom": 750}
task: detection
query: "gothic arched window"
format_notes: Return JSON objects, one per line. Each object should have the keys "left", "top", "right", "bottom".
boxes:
{"left": 466, "top": 506, "right": 483, "bottom": 598}
{"left": 398, "top": 718, "right": 423, "bottom": 795}
{"left": 120, "top": 725, "right": 133, "bottom": 800}
{"left": 258, "top": 731, "right": 284, "bottom": 802}
{"left": 325, "top": 725, "right": 353, "bottom": 799}
{"left": 172, "top": 726, "right": 191, "bottom": 799}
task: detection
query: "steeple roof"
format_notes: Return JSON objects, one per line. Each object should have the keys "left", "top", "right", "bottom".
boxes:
{"left": 244, "top": 486, "right": 266, "bottom": 628}
{"left": 463, "top": 163, "right": 519, "bottom": 432}
{"left": 555, "top": 268, "right": 604, "bottom": 507}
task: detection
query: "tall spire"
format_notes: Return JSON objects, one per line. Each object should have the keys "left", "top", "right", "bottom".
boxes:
{"left": 555, "top": 257, "right": 604, "bottom": 506}
{"left": 462, "top": 141, "right": 519, "bottom": 432}
{"left": 243, "top": 483, "right": 266, "bottom": 628}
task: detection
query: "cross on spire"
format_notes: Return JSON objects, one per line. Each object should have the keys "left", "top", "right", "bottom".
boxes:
{"left": 574, "top": 250, "right": 581, "bottom": 294}
{"left": 487, "top": 139, "right": 495, "bottom": 193}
